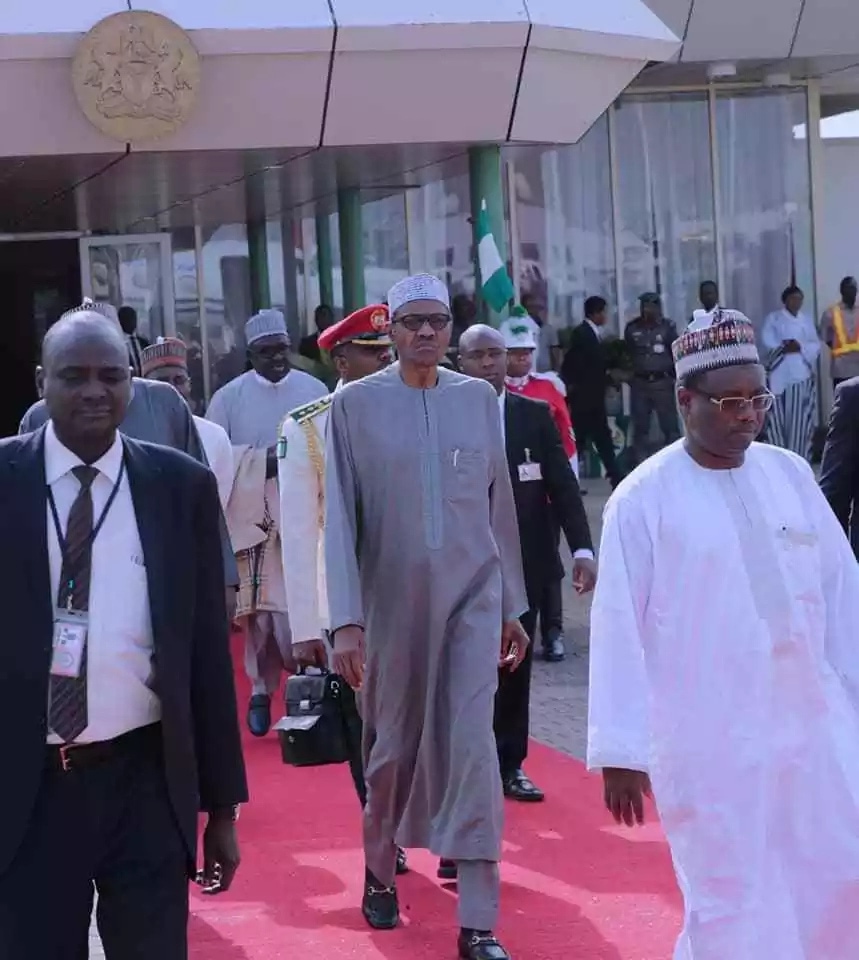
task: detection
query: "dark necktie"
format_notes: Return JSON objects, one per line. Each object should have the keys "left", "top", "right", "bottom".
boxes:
{"left": 49, "top": 465, "right": 98, "bottom": 742}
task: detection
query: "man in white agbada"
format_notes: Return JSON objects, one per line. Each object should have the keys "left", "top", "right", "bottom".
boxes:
{"left": 207, "top": 309, "right": 327, "bottom": 736}
{"left": 588, "top": 312, "right": 859, "bottom": 960}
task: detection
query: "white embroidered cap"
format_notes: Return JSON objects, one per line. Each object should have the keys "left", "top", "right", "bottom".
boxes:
{"left": 245, "top": 309, "right": 289, "bottom": 346}
{"left": 500, "top": 318, "right": 537, "bottom": 350}
{"left": 387, "top": 273, "right": 450, "bottom": 317}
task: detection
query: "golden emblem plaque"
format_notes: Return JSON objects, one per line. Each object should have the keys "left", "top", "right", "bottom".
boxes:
{"left": 72, "top": 11, "right": 201, "bottom": 145}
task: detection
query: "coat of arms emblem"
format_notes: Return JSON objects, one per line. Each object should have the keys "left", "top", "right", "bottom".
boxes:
{"left": 72, "top": 11, "right": 201, "bottom": 145}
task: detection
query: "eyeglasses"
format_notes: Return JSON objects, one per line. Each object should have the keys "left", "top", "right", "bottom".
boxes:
{"left": 691, "top": 388, "right": 775, "bottom": 414}
{"left": 394, "top": 313, "right": 451, "bottom": 332}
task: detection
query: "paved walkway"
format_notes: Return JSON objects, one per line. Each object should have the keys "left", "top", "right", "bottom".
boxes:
{"left": 88, "top": 480, "right": 612, "bottom": 956}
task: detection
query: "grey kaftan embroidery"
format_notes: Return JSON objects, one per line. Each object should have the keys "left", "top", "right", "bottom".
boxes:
{"left": 324, "top": 363, "right": 527, "bottom": 874}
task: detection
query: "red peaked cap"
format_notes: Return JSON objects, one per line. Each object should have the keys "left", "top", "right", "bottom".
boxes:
{"left": 317, "top": 304, "right": 392, "bottom": 352}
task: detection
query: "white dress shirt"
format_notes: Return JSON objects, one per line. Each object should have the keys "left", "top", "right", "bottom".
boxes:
{"left": 496, "top": 391, "right": 593, "bottom": 562}
{"left": 194, "top": 415, "right": 234, "bottom": 510}
{"left": 45, "top": 423, "right": 160, "bottom": 744}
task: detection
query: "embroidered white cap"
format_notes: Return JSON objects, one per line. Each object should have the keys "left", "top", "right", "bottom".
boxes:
{"left": 245, "top": 309, "right": 289, "bottom": 346}
{"left": 387, "top": 273, "right": 450, "bottom": 317}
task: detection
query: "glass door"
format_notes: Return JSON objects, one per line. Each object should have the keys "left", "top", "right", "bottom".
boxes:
{"left": 79, "top": 234, "right": 175, "bottom": 340}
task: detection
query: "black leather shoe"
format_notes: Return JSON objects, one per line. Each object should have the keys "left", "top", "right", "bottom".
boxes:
{"left": 542, "top": 630, "right": 566, "bottom": 662}
{"left": 395, "top": 846, "right": 409, "bottom": 875}
{"left": 247, "top": 693, "right": 272, "bottom": 737}
{"left": 362, "top": 870, "right": 399, "bottom": 929}
{"left": 503, "top": 769, "right": 545, "bottom": 802}
{"left": 437, "top": 857, "right": 457, "bottom": 880}
{"left": 458, "top": 929, "right": 511, "bottom": 960}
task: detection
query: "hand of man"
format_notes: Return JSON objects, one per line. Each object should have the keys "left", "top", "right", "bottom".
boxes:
{"left": 294, "top": 638, "right": 329, "bottom": 668}
{"left": 265, "top": 445, "right": 279, "bottom": 479}
{"left": 783, "top": 338, "right": 801, "bottom": 353}
{"left": 333, "top": 626, "right": 365, "bottom": 689}
{"left": 225, "top": 586, "right": 237, "bottom": 623}
{"left": 200, "top": 811, "right": 240, "bottom": 894}
{"left": 499, "top": 619, "right": 530, "bottom": 671}
{"left": 602, "top": 767, "right": 652, "bottom": 826}
{"left": 572, "top": 556, "right": 597, "bottom": 594}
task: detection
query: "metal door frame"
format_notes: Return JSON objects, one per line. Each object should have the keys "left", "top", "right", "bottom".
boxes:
{"left": 79, "top": 233, "right": 175, "bottom": 336}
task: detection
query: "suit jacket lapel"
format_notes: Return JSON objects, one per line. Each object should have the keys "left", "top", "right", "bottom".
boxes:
{"left": 505, "top": 393, "right": 525, "bottom": 477}
{"left": 124, "top": 439, "right": 169, "bottom": 650}
{"left": 9, "top": 427, "right": 53, "bottom": 624}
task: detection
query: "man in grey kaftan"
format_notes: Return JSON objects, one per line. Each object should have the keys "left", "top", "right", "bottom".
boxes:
{"left": 324, "top": 274, "right": 527, "bottom": 960}
{"left": 207, "top": 309, "right": 327, "bottom": 736}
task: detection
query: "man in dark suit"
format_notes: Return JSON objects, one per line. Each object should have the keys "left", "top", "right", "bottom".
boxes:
{"left": 459, "top": 325, "right": 596, "bottom": 802}
{"left": 0, "top": 311, "right": 248, "bottom": 958}
{"left": 19, "top": 308, "right": 240, "bottom": 621}
{"left": 560, "top": 295, "right": 623, "bottom": 488}
{"left": 820, "top": 376, "right": 859, "bottom": 557}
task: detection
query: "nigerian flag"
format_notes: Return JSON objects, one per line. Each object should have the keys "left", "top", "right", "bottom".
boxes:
{"left": 476, "top": 200, "right": 514, "bottom": 313}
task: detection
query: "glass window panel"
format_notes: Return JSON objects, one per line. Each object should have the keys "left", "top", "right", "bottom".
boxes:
{"left": 405, "top": 171, "right": 475, "bottom": 298}
{"left": 362, "top": 193, "right": 409, "bottom": 304}
{"left": 716, "top": 89, "right": 814, "bottom": 332}
{"left": 170, "top": 226, "right": 206, "bottom": 411}
{"left": 200, "top": 223, "right": 252, "bottom": 394}
{"left": 507, "top": 114, "right": 615, "bottom": 332}
{"left": 614, "top": 94, "right": 717, "bottom": 331}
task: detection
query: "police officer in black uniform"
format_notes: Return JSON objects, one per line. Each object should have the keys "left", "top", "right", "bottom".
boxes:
{"left": 624, "top": 292, "right": 680, "bottom": 465}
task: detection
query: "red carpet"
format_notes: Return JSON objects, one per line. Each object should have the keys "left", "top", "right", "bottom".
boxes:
{"left": 188, "top": 639, "right": 681, "bottom": 959}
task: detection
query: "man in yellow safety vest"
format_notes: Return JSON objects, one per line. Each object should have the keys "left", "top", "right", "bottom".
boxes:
{"left": 821, "top": 276, "right": 859, "bottom": 387}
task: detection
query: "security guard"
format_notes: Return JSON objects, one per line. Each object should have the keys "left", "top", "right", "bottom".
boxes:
{"left": 821, "top": 276, "right": 859, "bottom": 388}
{"left": 276, "top": 304, "right": 408, "bottom": 874}
{"left": 624, "top": 292, "right": 680, "bottom": 465}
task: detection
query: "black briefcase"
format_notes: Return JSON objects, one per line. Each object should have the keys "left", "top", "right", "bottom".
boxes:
{"left": 276, "top": 670, "right": 351, "bottom": 767}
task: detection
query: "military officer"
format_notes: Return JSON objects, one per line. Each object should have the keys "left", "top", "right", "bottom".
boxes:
{"left": 276, "top": 304, "right": 408, "bottom": 874}
{"left": 624, "top": 291, "right": 681, "bottom": 465}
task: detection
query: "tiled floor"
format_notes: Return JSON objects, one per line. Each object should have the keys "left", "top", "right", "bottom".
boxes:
{"left": 87, "top": 480, "right": 611, "bottom": 956}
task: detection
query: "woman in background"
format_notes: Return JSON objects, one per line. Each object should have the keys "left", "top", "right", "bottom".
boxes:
{"left": 761, "top": 285, "right": 821, "bottom": 460}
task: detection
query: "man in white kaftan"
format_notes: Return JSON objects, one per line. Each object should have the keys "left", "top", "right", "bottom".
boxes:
{"left": 588, "top": 312, "right": 859, "bottom": 960}
{"left": 207, "top": 309, "right": 327, "bottom": 736}
{"left": 324, "top": 274, "right": 528, "bottom": 960}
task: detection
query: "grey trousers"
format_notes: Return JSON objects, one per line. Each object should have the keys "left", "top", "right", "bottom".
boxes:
{"left": 241, "top": 611, "right": 293, "bottom": 695}
{"left": 366, "top": 838, "right": 500, "bottom": 931}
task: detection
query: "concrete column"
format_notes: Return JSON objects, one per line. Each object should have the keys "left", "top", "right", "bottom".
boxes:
{"left": 469, "top": 145, "right": 507, "bottom": 322}
{"left": 315, "top": 211, "right": 335, "bottom": 309}
{"left": 338, "top": 188, "right": 366, "bottom": 313}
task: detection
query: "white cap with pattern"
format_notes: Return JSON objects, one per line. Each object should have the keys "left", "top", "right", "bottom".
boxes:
{"left": 245, "top": 309, "right": 289, "bottom": 346}
{"left": 387, "top": 273, "right": 450, "bottom": 317}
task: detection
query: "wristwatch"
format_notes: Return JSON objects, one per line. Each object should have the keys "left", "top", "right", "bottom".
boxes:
{"left": 208, "top": 804, "right": 241, "bottom": 822}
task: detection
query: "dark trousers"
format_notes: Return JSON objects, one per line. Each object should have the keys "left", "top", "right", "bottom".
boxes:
{"left": 539, "top": 518, "right": 563, "bottom": 642}
{"left": 570, "top": 402, "right": 621, "bottom": 485}
{"left": 0, "top": 724, "right": 188, "bottom": 960}
{"left": 494, "top": 608, "right": 539, "bottom": 775}
{"left": 340, "top": 681, "right": 368, "bottom": 807}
